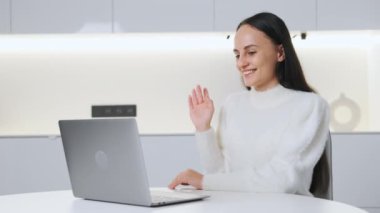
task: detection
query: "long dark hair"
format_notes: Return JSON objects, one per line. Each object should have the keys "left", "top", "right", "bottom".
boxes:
{"left": 237, "top": 12, "right": 314, "bottom": 93}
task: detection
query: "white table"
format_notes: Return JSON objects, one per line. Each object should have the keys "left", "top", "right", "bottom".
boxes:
{"left": 0, "top": 189, "right": 367, "bottom": 213}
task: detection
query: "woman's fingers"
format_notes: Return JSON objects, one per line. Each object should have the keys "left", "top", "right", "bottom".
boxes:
{"left": 168, "top": 174, "right": 184, "bottom": 189}
{"left": 192, "top": 89, "right": 198, "bottom": 105}
{"left": 168, "top": 179, "right": 177, "bottom": 189}
{"left": 190, "top": 85, "right": 207, "bottom": 105}
{"left": 203, "top": 88, "right": 210, "bottom": 101}
{"left": 189, "top": 85, "right": 211, "bottom": 108}
{"left": 188, "top": 95, "right": 194, "bottom": 110}
{"left": 168, "top": 169, "right": 203, "bottom": 190}
{"left": 195, "top": 85, "right": 204, "bottom": 104}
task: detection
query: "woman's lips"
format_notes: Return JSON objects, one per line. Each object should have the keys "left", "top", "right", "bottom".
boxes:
{"left": 242, "top": 69, "right": 256, "bottom": 76}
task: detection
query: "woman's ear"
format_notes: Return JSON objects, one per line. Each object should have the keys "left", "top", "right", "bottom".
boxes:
{"left": 277, "top": 44, "right": 285, "bottom": 62}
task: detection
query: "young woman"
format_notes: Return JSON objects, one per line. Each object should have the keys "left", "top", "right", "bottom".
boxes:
{"left": 168, "top": 12, "right": 330, "bottom": 196}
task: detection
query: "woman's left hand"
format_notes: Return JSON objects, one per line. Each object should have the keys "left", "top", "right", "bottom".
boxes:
{"left": 168, "top": 169, "right": 204, "bottom": 190}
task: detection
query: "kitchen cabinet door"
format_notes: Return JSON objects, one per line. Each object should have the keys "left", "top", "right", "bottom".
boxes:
{"left": 363, "top": 208, "right": 380, "bottom": 213}
{"left": 0, "top": 135, "right": 200, "bottom": 194}
{"left": 0, "top": 0, "right": 10, "bottom": 33}
{"left": 331, "top": 133, "right": 380, "bottom": 208}
{"left": 0, "top": 136, "right": 71, "bottom": 195}
{"left": 11, "top": 0, "right": 112, "bottom": 33}
{"left": 317, "top": 0, "right": 379, "bottom": 30}
{"left": 214, "top": 0, "right": 317, "bottom": 32}
{"left": 371, "top": 0, "right": 380, "bottom": 29}
{"left": 113, "top": 0, "right": 214, "bottom": 32}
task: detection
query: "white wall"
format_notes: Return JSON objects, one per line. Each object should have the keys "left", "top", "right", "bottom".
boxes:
{"left": 0, "top": 31, "right": 380, "bottom": 135}
{"left": 368, "top": 35, "right": 380, "bottom": 131}
{"left": 0, "top": 33, "right": 242, "bottom": 135}
{"left": 294, "top": 31, "right": 372, "bottom": 132}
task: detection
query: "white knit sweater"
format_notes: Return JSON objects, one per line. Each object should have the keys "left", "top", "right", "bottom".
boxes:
{"left": 196, "top": 84, "right": 330, "bottom": 196}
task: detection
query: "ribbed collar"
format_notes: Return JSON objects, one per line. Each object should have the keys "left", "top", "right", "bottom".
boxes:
{"left": 249, "top": 84, "right": 294, "bottom": 109}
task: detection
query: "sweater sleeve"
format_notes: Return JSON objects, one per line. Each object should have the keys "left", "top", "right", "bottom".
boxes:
{"left": 195, "top": 101, "right": 228, "bottom": 174}
{"left": 202, "top": 96, "right": 330, "bottom": 193}
{"left": 195, "top": 128, "right": 225, "bottom": 173}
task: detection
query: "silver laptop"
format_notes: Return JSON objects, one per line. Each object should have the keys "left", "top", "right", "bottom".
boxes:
{"left": 59, "top": 118, "right": 209, "bottom": 207}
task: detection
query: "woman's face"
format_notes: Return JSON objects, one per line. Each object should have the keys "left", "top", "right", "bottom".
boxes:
{"left": 234, "top": 24, "right": 285, "bottom": 91}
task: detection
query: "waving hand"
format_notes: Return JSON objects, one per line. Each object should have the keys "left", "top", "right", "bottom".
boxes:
{"left": 188, "top": 85, "right": 215, "bottom": 132}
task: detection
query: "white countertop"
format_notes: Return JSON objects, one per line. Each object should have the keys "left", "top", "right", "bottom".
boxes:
{"left": 0, "top": 189, "right": 367, "bottom": 213}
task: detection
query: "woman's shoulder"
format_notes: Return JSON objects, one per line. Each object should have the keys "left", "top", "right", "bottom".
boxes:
{"left": 292, "top": 90, "right": 327, "bottom": 106}
{"left": 289, "top": 90, "right": 329, "bottom": 116}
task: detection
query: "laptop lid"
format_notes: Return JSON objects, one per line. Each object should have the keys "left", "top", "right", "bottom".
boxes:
{"left": 59, "top": 118, "right": 152, "bottom": 206}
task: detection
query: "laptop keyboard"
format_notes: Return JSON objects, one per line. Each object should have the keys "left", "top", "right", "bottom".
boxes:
{"left": 150, "top": 190, "right": 200, "bottom": 204}
{"left": 151, "top": 194, "right": 184, "bottom": 203}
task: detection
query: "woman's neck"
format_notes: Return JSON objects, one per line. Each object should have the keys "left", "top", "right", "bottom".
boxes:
{"left": 251, "top": 79, "right": 279, "bottom": 92}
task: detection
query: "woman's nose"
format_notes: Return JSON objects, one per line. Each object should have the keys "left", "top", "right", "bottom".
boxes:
{"left": 237, "top": 55, "right": 249, "bottom": 69}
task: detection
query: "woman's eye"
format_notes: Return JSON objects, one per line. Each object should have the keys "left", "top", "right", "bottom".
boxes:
{"left": 248, "top": 51, "right": 256, "bottom": 55}
{"left": 234, "top": 55, "right": 240, "bottom": 59}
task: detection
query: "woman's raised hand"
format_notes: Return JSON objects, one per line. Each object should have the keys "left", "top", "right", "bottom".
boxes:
{"left": 188, "top": 85, "right": 214, "bottom": 132}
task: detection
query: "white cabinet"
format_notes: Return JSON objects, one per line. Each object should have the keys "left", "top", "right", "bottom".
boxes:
{"left": 364, "top": 208, "right": 380, "bottom": 213}
{"left": 214, "top": 0, "right": 317, "bottom": 32}
{"left": 0, "top": 135, "right": 201, "bottom": 195}
{"left": 371, "top": 0, "right": 380, "bottom": 29}
{"left": 2, "top": 0, "right": 380, "bottom": 33}
{"left": 11, "top": 0, "right": 112, "bottom": 33}
{"left": 2, "top": 132, "right": 380, "bottom": 212}
{"left": 3, "top": 0, "right": 380, "bottom": 33}
{"left": 0, "top": 0, "right": 10, "bottom": 33}
{"left": 0, "top": 136, "right": 71, "bottom": 195}
{"left": 331, "top": 133, "right": 380, "bottom": 209}
{"left": 317, "top": 0, "right": 380, "bottom": 30}
{"left": 113, "top": 0, "right": 213, "bottom": 32}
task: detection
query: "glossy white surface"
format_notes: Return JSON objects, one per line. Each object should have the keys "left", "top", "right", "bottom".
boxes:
{"left": 113, "top": 0, "right": 213, "bottom": 32}
{"left": 0, "top": 135, "right": 202, "bottom": 195}
{"left": 11, "top": 0, "right": 112, "bottom": 33}
{"left": 214, "top": 0, "right": 316, "bottom": 31}
{"left": 0, "top": 0, "right": 10, "bottom": 33}
{"left": 317, "top": 0, "right": 379, "bottom": 30}
{"left": 332, "top": 133, "right": 380, "bottom": 207}
{"left": 0, "top": 189, "right": 367, "bottom": 213}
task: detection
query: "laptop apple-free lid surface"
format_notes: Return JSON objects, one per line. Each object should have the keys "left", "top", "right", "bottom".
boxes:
{"left": 59, "top": 118, "right": 208, "bottom": 207}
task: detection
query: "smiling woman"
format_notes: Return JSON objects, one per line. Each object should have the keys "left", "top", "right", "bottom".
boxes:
{"left": 169, "top": 12, "right": 330, "bottom": 198}
{"left": 233, "top": 24, "right": 285, "bottom": 91}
